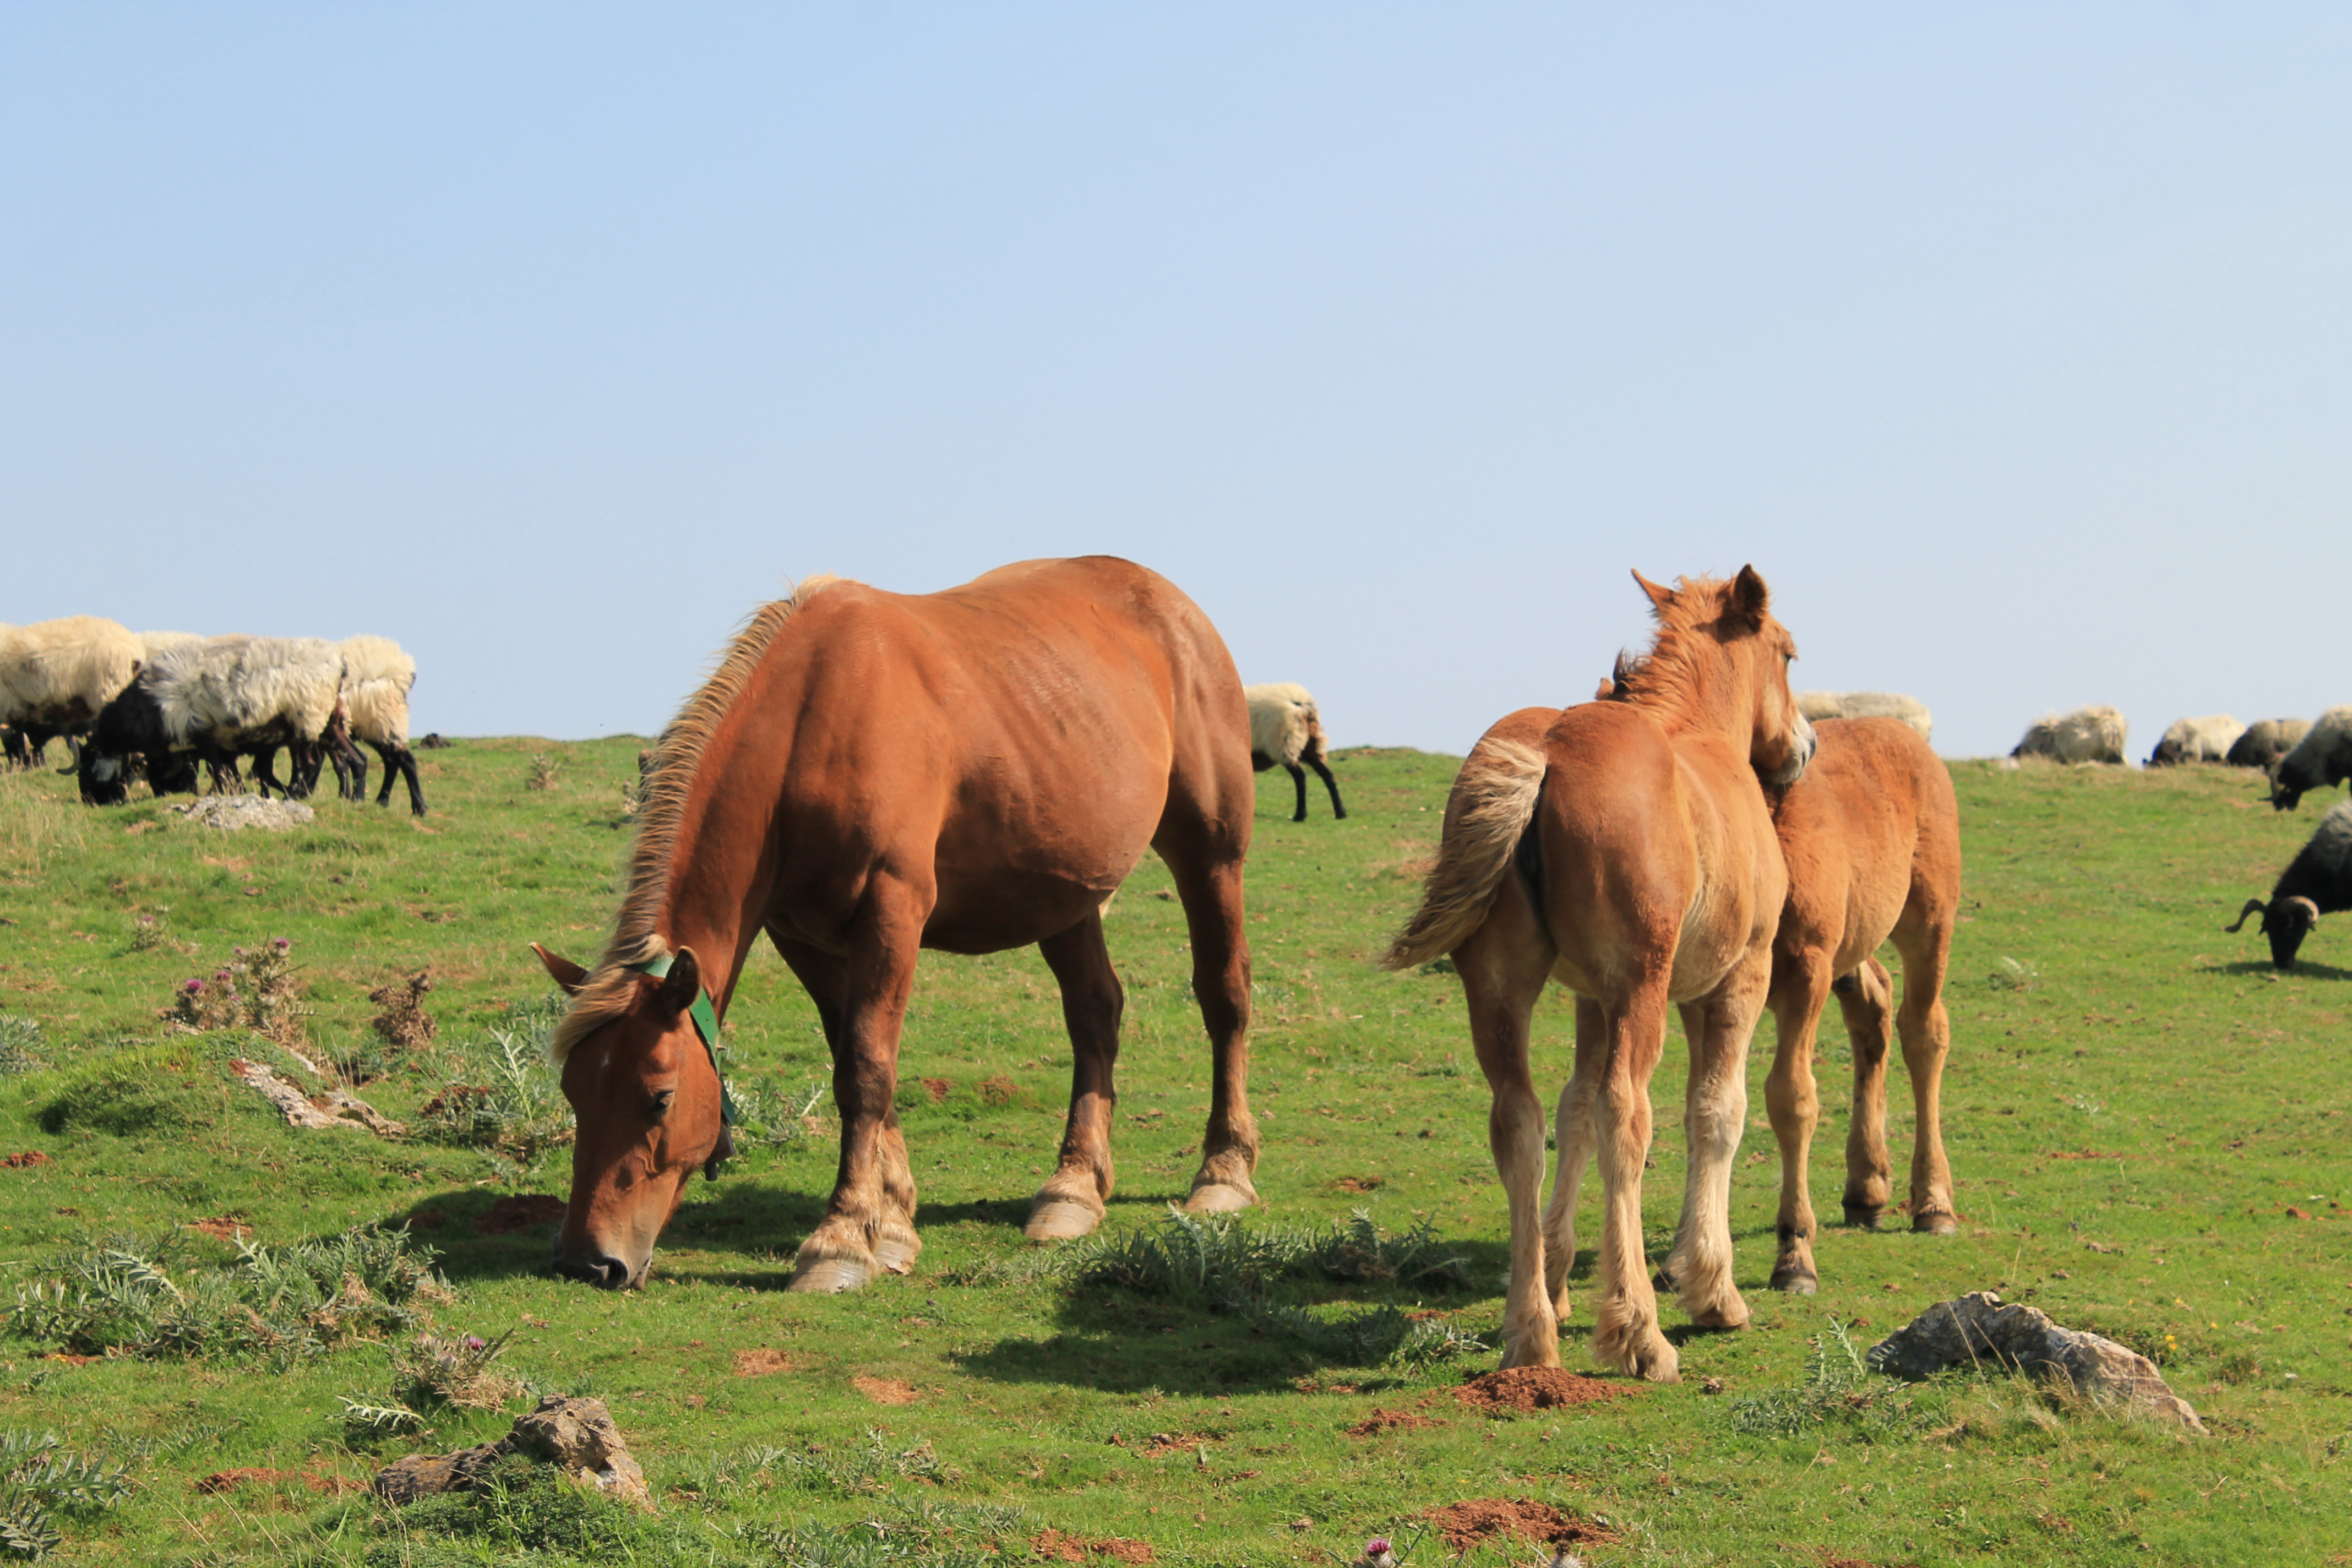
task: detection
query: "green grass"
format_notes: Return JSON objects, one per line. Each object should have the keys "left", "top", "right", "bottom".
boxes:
{"left": 0, "top": 741, "right": 2346, "bottom": 1564}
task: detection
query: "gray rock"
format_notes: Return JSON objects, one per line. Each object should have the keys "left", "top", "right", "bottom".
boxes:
{"left": 1868, "top": 1291, "right": 2207, "bottom": 1434}
{"left": 372, "top": 1396, "right": 652, "bottom": 1509}
{"left": 171, "top": 795, "right": 314, "bottom": 832}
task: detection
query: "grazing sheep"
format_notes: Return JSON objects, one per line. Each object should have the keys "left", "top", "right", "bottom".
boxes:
{"left": 330, "top": 635, "right": 426, "bottom": 816}
{"left": 2267, "top": 707, "right": 2352, "bottom": 811}
{"left": 2227, "top": 717, "right": 2311, "bottom": 772}
{"left": 1244, "top": 682, "right": 1346, "bottom": 821}
{"left": 2147, "top": 715, "right": 2245, "bottom": 767}
{"left": 2010, "top": 705, "right": 2127, "bottom": 765}
{"left": 2226, "top": 799, "right": 2352, "bottom": 968}
{"left": 79, "top": 635, "right": 350, "bottom": 805}
{"left": 1795, "top": 690, "right": 1934, "bottom": 743}
{"left": 0, "top": 616, "right": 143, "bottom": 767}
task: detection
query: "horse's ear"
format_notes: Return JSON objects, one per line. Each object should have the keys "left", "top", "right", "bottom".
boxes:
{"left": 1593, "top": 674, "right": 1616, "bottom": 702}
{"left": 531, "top": 943, "right": 590, "bottom": 997}
{"left": 1631, "top": 570, "right": 1675, "bottom": 614}
{"left": 655, "top": 946, "right": 703, "bottom": 1015}
{"left": 1729, "top": 564, "right": 1772, "bottom": 628}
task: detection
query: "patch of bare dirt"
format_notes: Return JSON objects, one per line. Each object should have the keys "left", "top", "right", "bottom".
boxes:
{"left": 43, "top": 1353, "right": 99, "bottom": 1368}
{"left": 1, "top": 1152, "right": 51, "bottom": 1169}
{"left": 1420, "top": 1498, "right": 1618, "bottom": 1553}
{"left": 852, "top": 1375, "right": 919, "bottom": 1406}
{"left": 1292, "top": 1375, "right": 1360, "bottom": 1394}
{"left": 1335, "top": 1175, "right": 1382, "bottom": 1194}
{"left": 1030, "top": 1529, "right": 1155, "bottom": 1562}
{"left": 195, "top": 1468, "right": 293, "bottom": 1494}
{"left": 919, "top": 1077, "right": 951, "bottom": 1104}
{"left": 477, "top": 1195, "right": 567, "bottom": 1235}
{"left": 1451, "top": 1366, "right": 1629, "bottom": 1414}
{"left": 186, "top": 1216, "right": 253, "bottom": 1242}
{"left": 978, "top": 1075, "right": 1017, "bottom": 1107}
{"left": 1133, "top": 1431, "right": 1211, "bottom": 1455}
{"left": 406, "top": 1209, "right": 449, "bottom": 1231}
{"left": 734, "top": 1348, "right": 800, "bottom": 1377}
{"left": 1346, "top": 1408, "right": 1447, "bottom": 1438}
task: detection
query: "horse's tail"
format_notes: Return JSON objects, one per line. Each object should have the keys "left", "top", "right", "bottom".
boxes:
{"left": 1381, "top": 736, "right": 1548, "bottom": 971}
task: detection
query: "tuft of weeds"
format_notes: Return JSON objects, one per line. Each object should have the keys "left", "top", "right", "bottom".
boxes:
{"left": 416, "top": 1009, "right": 573, "bottom": 1167}
{"left": 367, "top": 969, "right": 437, "bottom": 1054}
{"left": 670, "top": 1431, "right": 953, "bottom": 1504}
{"left": 1301, "top": 1208, "right": 1473, "bottom": 1289}
{"left": 9, "top": 1226, "right": 453, "bottom": 1367}
{"left": 0, "top": 1018, "right": 43, "bottom": 1077}
{"left": 0, "top": 1429, "right": 137, "bottom": 1560}
{"left": 386, "top": 1327, "right": 526, "bottom": 1413}
{"left": 524, "top": 754, "right": 561, "bottom": 792}
{"left": 1729, "top": 1319, "right": 1945, "bottom": 1441}
{"left": 379, "top": 1451, "right": 638, "bottom": 1559}
{"left": 727, "top": 1077, "right": 829, "bottom": 1148}
{"left": 1068, "top": 1206, "right": 1300, "bottom": 1308}
{"left": 1989, "top": 955, "right": 2041, "bottom": 992}
{"left": 158, "top": 937, "right": 311, "bottom": 1048}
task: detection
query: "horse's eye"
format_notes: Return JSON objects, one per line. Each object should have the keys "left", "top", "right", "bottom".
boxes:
{"left": 651, "top": 1088, "right": 676, "bottom": 1117}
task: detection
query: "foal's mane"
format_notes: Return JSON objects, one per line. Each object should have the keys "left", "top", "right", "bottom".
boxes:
{"left": 549, "top": 575, "right": 841, "bottom": 1064}
{"left": 1607, "top": 574, "right": 1744, "bottom": 721}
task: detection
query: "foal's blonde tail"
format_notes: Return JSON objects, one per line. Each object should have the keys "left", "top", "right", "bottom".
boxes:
{"left": 1381, "top": 736, "right": 1548, "bottom": 971}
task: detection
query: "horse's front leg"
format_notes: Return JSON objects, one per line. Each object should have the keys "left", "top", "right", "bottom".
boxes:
{"left": 786, "top": 892, "right": 928, "bottom": 1293}
{"left": 1665, "top": 963, "right": 1763, "bottom": 1331}
{"left": 1027, "top": 911, "right": 1124, "bottom": 1240}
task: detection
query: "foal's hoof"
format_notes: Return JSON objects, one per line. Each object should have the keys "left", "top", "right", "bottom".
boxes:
{"left": 1182, "top": 1182, "right": 1255, "bottom": 1215}
{"left": 1768, "top": 1263, "right": 1819, "bottom": 1295}
{"left": 1912, "top": 1211, "right": 1961, "bottom": 1237}
{"left": 872, "top": 1235, "right": 920, "bottom": 1275}
{"left": 787, "top": 1257, "right": 874, "bottom": 1294}
{"left": 1842, "top": 1205, "right": 1887, "bottom": 1231}
{"left": 1023, "top": 1200, "right": 1102, "bottom": 1242}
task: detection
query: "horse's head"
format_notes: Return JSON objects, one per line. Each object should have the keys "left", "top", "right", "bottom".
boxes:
{"left": 1632, "top": 564, "right": 1814, "bottom": 788}
{"left": 532, "top": 941, "right": 729, "bottom": 1289}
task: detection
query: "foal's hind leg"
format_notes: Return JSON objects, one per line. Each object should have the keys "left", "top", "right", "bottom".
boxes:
{"left": 1027, "top": 912, "right": 1125, "bottom": 1241}
{"left": 1893, "top": 919, "right": 1959, "bottom": 1234}
{"left": 1540, "top": 998, "right": 1604, "bottom": 1320}
{"left": 1838, "top": 956, "right": 1898, "bottom": 1228}
{"left": 1587, "top": 975, "right": 1680, "bottom": 1381}
{"left": 1763, "top": 959, "right": 1833, "bottom": 1293}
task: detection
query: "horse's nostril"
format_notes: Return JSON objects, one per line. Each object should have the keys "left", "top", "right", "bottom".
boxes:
{"left": 552, "top": 1252, "right": 631, "bottom": 1290}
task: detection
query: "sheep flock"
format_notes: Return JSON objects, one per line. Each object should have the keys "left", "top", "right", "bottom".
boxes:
{"left": 1, "top": 616, "right": 426, "bottom": 816}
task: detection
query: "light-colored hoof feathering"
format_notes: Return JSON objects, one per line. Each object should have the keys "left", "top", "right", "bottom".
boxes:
{"left": 1912, "top": 1211, "right": 1961, "bottom": 1237}
{"left": 787, "top": 1256, "right": 875, "bottom": 1294}
{"left": 1023, "top": 1199, "right": 1104, "bottom": 1242}
{"left": 1594, "top": 1320, "right": 1681, "bottom": 1383}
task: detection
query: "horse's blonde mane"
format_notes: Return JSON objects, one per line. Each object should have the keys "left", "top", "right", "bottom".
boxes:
{"left": 549, "top": 576, "right": 842, "bottom": 1064}
{"left": 1608, "top": 575, "right": 1744, "bottom": 722}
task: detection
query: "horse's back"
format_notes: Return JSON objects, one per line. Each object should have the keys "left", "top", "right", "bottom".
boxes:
{"left": 1774, "top": 717, "right": 1957, "bottom": 974}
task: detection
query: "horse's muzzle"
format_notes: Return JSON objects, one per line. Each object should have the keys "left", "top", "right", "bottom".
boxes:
{"left": 551, "top": 1249, "right": 635, "bottom": 1290}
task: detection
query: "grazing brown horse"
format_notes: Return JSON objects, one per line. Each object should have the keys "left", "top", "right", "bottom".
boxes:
{"left": 1384, "top": 569, "right": 1813, "bottom": 1381}
{"left": 532, "top": 557, "right": 1261, "bottom": 1292}
{"left": 1758, "top": 716, "right": 1961, "bottom": 1295}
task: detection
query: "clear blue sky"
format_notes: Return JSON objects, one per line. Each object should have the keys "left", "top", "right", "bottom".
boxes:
{"left": 6, "top": 6, "right": 2347, "bottom": 760}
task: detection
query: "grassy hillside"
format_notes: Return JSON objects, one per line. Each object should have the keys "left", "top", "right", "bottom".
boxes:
{"left": 0, "top": 740, "right": 2343, "bottom": 1565}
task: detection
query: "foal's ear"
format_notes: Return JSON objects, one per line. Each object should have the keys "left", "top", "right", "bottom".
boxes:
{"left": 1729, "top": 564, "right": 1772, "bottom": 628}
{"left": 531, "top": 943, "right": 590, "bottom": 997}
{"left": 655, "top": 946, "right": 704, "bottom": 1015}
{"left": 1631, "top": 570, "right": 1676, "bottom": 614}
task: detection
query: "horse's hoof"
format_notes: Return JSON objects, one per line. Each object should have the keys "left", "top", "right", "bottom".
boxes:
{"left": 1842, "top": 1205, "right": 1887, "bottom": 1231}
{"left": 1685, "top": 1299, "right": 1749, "bottom": 1331}
{"left": 872, "top": 1236, "right": 920, "bottom": 1274}
{"left": 1768, "top": 1264, "right": 1819, "bottom": 1295}
{"left": 1023, "top": 1200, "right": 1102, "bottom": 1242}
{"left": 1650, "top": 1266, "right": 1677, "bottom": 1292}
{"left": 1912, "top": 1211, "right": 1960, "bottom": 1237}
{"left": 1183, "top": 1183, "right": 1255, "bottom": 1215}
{"left": 787, "top": 1257, "right": 873, "bottom": 1293}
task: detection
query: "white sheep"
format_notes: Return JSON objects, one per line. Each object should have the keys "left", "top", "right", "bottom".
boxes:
{"left": 1795, "top": 690, "right": 1933, "bottom": 743}
{"left": 1244, "top": 682, "right": 1347, "bottom": 821}
{"left": 2269, "top": 706, "right": 2352, "bottom": 811}
{"left": 0, "top": 616, "right": 143, "bottom": 767}
{"left": 2147, "top": 714, "right": 2246, "bottom": 766}
{"left": 2011, "top": 705, "right": 2128, "bottom": 765}
{"left": 331, "top": 635, "right": 427, "bottom": 815}
{"left": 80, "top": 635, "right": 351, "bottom": 805}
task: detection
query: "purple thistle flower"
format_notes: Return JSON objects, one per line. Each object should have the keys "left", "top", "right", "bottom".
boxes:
{"left": 184, "top": 979, "right": 204, "bottom": 994}
{"left": 464, "top": 1336, "right": 486, "bottom": 1351}
{"left": 273, "top": 937, "right": 291, "bottom": 951}
{"left": 1366, "top": 1542, "right": 1391, "bottom": 1558}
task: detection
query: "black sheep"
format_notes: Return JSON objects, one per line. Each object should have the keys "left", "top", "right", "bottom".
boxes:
{"left": 2226, "top": 799, "right": 2352, "bottom": 968}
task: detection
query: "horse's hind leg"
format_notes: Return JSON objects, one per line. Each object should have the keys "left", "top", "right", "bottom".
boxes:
{"left": 1588, "top": 975, "right": 1680, "bottom": 1381}
{"left": 1028, "top": 912, "right": 1124, "bottom": 1241}
{"left": 1764, "top": 959, "right": 1832, "bottom": 1293}
{"left": 1541, "top": 997, "right": 1604, "bottom": 1320}
{"left": 1156, "top": 836, "right": 1260, "bottom": 1213}
{"left": 780, "top": 897, "right": 928, "bottom": 1292}
{"left": 1662, "top": 969, "right": 1760, "bottom": 1332}
{"left": 1893, "top": 916, "right": 1958, "bottom": 1234}
{"left": 1457, "top": 879, "right": 1561, "bottom": 1368}
{"left": 1283, "top": 762, "right": 1309, "bottom": 823}
{"left": 1838, "top": 956, "right": 1897, "bottom": 1227}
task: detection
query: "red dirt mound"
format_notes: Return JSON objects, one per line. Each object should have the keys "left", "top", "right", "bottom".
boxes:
{"left": 920, "top": 1076, "right": 951, "bottom": 1103}
{"left": 852, "top": 1375, "right": 919, "bottom": 1406}
{"left": 1335, "top": 1175, "right": 1382, "bottom": 1194}
{"left": 477, "top": 1195, "right": 567, "bottom": 1235}
{"left": 1420, "top": 1498, "right": 1619, "bottom": 1553}
{"left": 186, "top": 1217, "right": 253, "bottom": 1242}
{"left": 195, "top": 1468, "right": 292, "bottom": 1494}
{"left": 1451, "top": 1366, "right": 1628, "bottom": 1414}
{"left": 734, "top": 1348, "right": 800, "bottom": 1377}
{"left": 2, "top": 1152, "right": 51, "bottom": 1169}
{"left": 1346, "top": 1408, "right": 1447, "bottom": 1438}
{"left": 1030, "top": 1529, "right": 1155, "bottom": 1562}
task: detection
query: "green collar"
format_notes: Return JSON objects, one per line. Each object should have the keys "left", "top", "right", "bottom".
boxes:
{"left": 624, "top": 952, "right": 738, "bottom": 1130}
